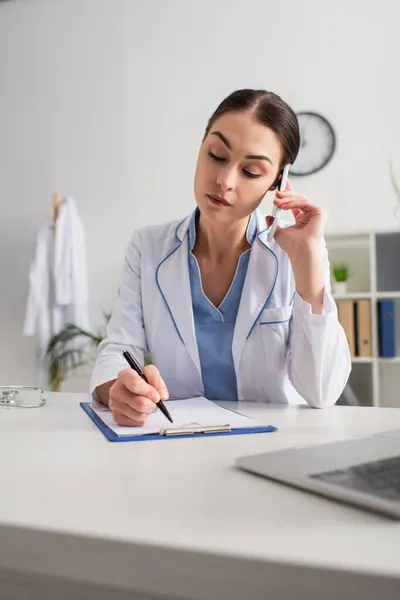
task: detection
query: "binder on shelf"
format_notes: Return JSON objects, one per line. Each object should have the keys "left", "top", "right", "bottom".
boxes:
{"left": 377, "top": 300, "right": 396, "bottom": 358}
{"left": 354, "top": 299, "right": 372, "bottom": 357}
{"left": 337, "top": 299, "right": 356, "bottom": 356}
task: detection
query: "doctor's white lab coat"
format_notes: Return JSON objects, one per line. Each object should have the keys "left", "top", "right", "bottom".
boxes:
{"left": 24, "top": 198, "right": 90, "bottom": 355}
{"left": 91, "top": 209, "right": 351, "bottom": 407}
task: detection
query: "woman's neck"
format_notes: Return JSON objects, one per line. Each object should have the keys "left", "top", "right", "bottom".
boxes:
{"left": 194, "top": 214, "right": 251, "bottom": 262}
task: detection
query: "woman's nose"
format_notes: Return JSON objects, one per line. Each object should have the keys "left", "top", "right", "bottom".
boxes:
{"left": 216, "top": 166, "right": 237, "bottom": 191}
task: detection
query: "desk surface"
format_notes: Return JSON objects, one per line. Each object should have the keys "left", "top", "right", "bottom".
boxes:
{"left": 1, "top": 394, "right": 400, "bottom": 599}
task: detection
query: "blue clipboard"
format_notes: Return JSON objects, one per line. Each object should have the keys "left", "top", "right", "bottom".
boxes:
{"left": 80, "top": 402, "right": 277, "bottom": 442}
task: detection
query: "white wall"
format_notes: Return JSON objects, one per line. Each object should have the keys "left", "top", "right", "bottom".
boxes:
{"left": 0, "top": 0, "right": 399, "bottom": 387}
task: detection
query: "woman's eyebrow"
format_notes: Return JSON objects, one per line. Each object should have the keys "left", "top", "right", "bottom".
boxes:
{"left": 210, "top": 131, "right": 274, "bottom": 166}
{"left": 211, "top": 131, "right": 232, "bottom": 150}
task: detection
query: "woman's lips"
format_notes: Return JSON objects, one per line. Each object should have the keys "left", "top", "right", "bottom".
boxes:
{"left": 207, "top": 194, "right": 231, "bottom": 207}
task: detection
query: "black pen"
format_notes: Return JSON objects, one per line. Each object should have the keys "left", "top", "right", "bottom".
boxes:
{"left": 122, "top": 351, "right": 173, "bottom": 424}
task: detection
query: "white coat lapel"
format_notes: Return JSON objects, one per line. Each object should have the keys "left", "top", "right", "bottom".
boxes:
{"left": 232, "top": 212, "right": 278, "bottom": 373}
{"left": 156, "top": 218, "right": 202, "bottom": 376}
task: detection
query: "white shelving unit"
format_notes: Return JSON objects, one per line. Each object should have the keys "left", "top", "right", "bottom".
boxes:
{"left": 325, "top": 230, "right": 400, "bottom": 408}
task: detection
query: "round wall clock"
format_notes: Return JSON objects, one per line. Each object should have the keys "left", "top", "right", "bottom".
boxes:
{"left": 291, "top": 112, "right": 336, "bottom": 176}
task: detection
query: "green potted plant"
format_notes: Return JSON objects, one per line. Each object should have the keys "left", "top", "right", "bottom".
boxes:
{"left": 45, "top": 313, "right": 152, "bottom": 391}
{"left": 332, "top": 264, "right": 349, "bottom": 295}
{"left": 45, "top": 313, "right": 110, "bottom": 391}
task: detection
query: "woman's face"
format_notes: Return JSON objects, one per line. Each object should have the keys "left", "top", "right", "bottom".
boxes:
{"left": 194, "top": 110, "right": 284, "bottom": 224}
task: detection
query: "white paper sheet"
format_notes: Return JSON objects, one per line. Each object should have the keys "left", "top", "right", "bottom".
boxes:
{"left": 92, "top": 397, "right": 262, "bottom": 437}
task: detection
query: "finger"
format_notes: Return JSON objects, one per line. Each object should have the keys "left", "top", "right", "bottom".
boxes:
{"left": 110, "top": 380, "right": 157, "bottom": 414}
{"left": 291, "top": 208, "right": 303, "bottom": 219}
{"left": 113, "top": 411, "right": 147, "bottom": 427}
{"left": 118, "top": 368, "right": 160, "bottom": 403}
{"left": 275, "top": 191, "right": 306, "bottom": 201}
{"left": 284, "top": 177, "right": 293, "bottom": 192}
{"left": 274, "top": 196, "right": 321, "bottom": 214}
{"left": 266, "top": 215, "right": 273, "bottom": 229}
{"left": 143, "top": 365, "right": 169, "bottom": 400}
{"left": 117, "top": 397, "right": 155, "bottom": 422}
{"left": 142, "top": 364, "right": 160, "bottom": 379}
{"left": 274, "top": 196, "right": 307, "bottom": 210}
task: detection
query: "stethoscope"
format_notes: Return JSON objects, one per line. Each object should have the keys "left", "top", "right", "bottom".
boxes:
{"left": 0, "top": 386, "right": 46, "bottom": 408}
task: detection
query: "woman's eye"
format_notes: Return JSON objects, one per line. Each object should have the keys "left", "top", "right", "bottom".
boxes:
{"left": 208, "top": 150, "right": 225, "bottom": 162}
{"left": 243, "top": 169, "right": 261, "bottom": 179}
{"left": 208, "top": 150, "right": 261, "bottom": 179}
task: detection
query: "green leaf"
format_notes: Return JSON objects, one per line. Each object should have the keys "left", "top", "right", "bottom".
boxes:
{"left": 44, "top": 312, "right": 111, "bottom": 389}
{"left": 332, "top": 264, "right": 349, "bottom": 282}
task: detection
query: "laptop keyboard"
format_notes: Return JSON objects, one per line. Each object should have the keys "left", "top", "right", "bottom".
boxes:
{"left": 310, "top": 455, "right": 400, "bottom": 502}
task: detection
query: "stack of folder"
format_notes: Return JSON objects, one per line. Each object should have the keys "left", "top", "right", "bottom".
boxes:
{"left": 377, "top": 300, "right": 396, "bottom": 357}
{"left": 337, "top": 299, "right": 397, "bottom": 358}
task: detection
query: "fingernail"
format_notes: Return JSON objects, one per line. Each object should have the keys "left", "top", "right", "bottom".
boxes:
{"left": 160, "top": 387, "right": 169, "bottom": 400}
{"left": 151, "top": 391, "right": 160, "bottom": 403}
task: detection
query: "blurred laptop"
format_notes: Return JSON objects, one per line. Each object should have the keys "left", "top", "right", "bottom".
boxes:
{"left": 236, "top": 429, "right": 400, "bottom": 519}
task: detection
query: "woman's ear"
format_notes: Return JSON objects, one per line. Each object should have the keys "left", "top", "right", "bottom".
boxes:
{"left": 269, "top": 173, "right": 282, "bottom": 192}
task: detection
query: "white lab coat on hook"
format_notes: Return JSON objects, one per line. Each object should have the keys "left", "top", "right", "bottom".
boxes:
{"left": 24, "top": 198, "right": 90, "bottom": 366}
{"left": 91, "top": 208, "right": 351, "bottom": 408}
{"left": 52, "top": 197, "right": 90, "bottom": 333}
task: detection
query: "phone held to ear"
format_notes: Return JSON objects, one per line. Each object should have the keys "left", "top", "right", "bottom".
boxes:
{"left": 267, "top": 163, "right": 290, "bottom": 243}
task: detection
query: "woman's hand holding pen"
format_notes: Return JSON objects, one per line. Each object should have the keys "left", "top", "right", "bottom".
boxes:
{"left": 109, "top": 365, "right": 169, "bottom": 427}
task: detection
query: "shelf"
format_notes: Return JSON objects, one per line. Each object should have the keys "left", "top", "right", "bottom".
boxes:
{"left": 333, "top": 292, "right": 400, "bottom": 300}
{"left": 376, "top": 292, "right": 400, "bottom": 299}
{"left": 351, "top": 357, "right": 373, "bottom": 363}
{"left": 327, "top": 229, "right": 400, "bottom": 407}
{"left": 378, "top": 357, "right": 400, "bottom": 363}
{"left": 333, "top": 292, "right": 372, "bottom": 300}
{"left": 351, "top": 357, "right": 400, "bottom": 363}
{"left": 326, "top": 238, "right": 370, "bottom": 249}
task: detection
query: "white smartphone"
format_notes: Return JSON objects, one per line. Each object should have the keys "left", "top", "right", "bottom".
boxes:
{"left": 267, "top": 163, "right": 290, "bottom": 242}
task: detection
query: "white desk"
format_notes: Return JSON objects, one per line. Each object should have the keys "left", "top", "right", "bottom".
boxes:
{"left": 1, "top": 393, "right": 400, "bottom": 600}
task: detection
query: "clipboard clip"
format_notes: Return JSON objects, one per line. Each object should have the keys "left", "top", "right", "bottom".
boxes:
{"left": 160, "top": 424, "right": 231, "bottom": 436}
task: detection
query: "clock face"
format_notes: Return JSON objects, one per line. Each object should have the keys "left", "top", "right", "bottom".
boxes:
{"left": 290, "top": 112, "right": 336, "bottom": 176}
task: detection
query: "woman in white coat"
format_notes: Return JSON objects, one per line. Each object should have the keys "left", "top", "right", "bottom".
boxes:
{"left": 91, "top": 89, "right": 351, "bottom": 425}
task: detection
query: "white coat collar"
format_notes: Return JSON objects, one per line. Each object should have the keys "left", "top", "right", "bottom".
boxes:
{"left": 156, "top": 207, "right": 278, "bottom": 378}
{"left": 174, "top": 207, "right": 271, "bottom": 246}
